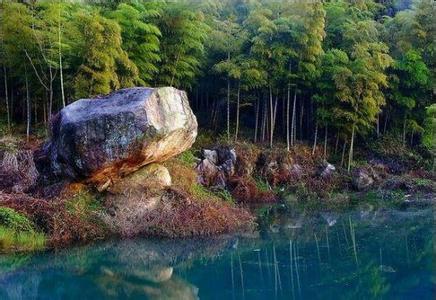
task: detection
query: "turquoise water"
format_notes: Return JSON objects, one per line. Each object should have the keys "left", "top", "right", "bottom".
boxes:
{"left": 0, "top": 207, "right": 433, "bottom": 299}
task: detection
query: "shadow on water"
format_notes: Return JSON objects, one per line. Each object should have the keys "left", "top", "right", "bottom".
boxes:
{"left": 0, "top": 207, "right": 434, "bottom": 300}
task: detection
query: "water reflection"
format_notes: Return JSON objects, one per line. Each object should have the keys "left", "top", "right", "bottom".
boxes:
{"left": 0, "top": 208, "right": 433, "bottom": 300}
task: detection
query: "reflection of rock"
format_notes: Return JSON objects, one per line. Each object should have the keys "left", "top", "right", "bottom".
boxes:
{"left": 143, "top": 276, "right": 199, "bottom": 300}
{"left": 320, "top": 212, "right": 338, "bottom": 227}
{"left": 97, "top": 270, "right": 199, "bottom": 300}
{"left": 135, "top": 266, "right": 174, "bottom": 283}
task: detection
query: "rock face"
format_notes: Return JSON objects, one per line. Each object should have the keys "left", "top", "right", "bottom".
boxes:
{"left": 352, "top": 168, "right": 375, "bottom": 191}
{"left": 40, "top": 87, "right": 197, "bottom": 185}
{"left": 319, "top": 161, "right": 336, "bottom": 178}
{"left": 196, "top": 147, "right": 236, "bottom": 188}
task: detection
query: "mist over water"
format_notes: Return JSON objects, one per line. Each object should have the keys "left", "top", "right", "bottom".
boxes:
{"left": 0, "top": 206, "right": 433, "bottom": 300}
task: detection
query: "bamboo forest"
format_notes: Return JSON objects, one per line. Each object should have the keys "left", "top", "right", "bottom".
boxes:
{"left": 0, "top": 1, "right": 434, "bottom": 299}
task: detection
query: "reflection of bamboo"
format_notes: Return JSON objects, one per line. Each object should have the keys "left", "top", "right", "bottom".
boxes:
{"left": 289, "top": 240, "right": 296, "bottom": 300}
{"left": 265, "top": 248, "right": 272, "bottom": 283}
{"left": 336, "top": 231, "right": 343, "bottom": 256}
{"left": 379, "top": 247, "right": 382, "bottom": 268}
{"left": 273, "top": 244, "right": 282, "bottom": 295}
{"left": 326, "top": 227, "right": 331, "bottom": 260}
{"left": 257, "top": 250, "right": 264, "bottom": 283}
{"left": 349, "top": 217, "right": 358, "bottom": 266}
{"left": 231, "top": 253, "right": 235, "bottom": 293}
{"left": 294, "top": 242, "right": 301, "bottom": 297}
{"left": 342, "top": 221, "right": 350, "bottom": 247}
{"left": 405, "top": 234, "right": 410, "bottom": 265}
{"left": 314, "top": 233, "right": 321, "bottom": 264}
{"left": 238, "top": 253, "right": 245, "bottom": 299}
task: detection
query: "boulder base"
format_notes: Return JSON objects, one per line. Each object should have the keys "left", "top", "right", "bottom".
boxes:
{"left": 39, "top": 87, "right": 197, "bottom": 185}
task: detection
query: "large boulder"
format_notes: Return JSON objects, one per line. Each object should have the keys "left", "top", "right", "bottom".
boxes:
{"left": 38, "top": 87, "right": 197, "bottom": 185}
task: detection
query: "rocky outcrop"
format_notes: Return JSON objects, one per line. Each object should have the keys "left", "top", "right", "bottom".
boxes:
{"left": 196, "top": 147, "right": 236, "bottom": 188}
{"left": 319, "top": 161, "right": 336, "bottom": 178}
{"left": 37, "top": 87, "right": 197, "bottom": 186}
{"left": 352, "top": 168, "right": 374, "bottom": 191}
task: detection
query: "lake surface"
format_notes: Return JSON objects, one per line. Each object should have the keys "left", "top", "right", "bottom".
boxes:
{"left": 0, "top": 207, "right": 434, "bottom": 300}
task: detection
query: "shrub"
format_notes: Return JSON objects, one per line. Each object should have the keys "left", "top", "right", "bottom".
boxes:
{"left": 177, "top": 149, "right": 198, "bottom": 166}
{"left": 0, "top": 190, "right": 106, "bottom": 248}
{"left": 0, "top": 206, "right": 46, "bottom": 252}
{"left": 143, "top": 188, "right": 255, "bottom": 237}
{"left": 0, "top": 207, "right": 34, "bottom": 232}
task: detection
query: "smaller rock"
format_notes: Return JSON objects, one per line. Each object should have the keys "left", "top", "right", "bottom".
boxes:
{"left": 320, "top": 162, "right": 336, "bottom": 178}
{"left": 352, "top": 168, "right": 374, "bottom": 191}
{"left": 108, "top": 163, "right": 171, "bottom": 195}
{"left": 196, "top": 158, "right": 220, "bottom": 186}
{"left": 202, "top": 149, "right": 218, "bottom": 165}
{"left": 196, "top": 147, "right": 237, "bottom": 188}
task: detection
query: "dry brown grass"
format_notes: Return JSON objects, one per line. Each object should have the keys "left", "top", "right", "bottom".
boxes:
{"left": 0, "top": 190, "right": 106, "bottom": 248}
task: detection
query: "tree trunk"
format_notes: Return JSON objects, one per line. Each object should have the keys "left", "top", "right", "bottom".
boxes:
{"left": 269, "top": 86, "right": 274, "bottom": 148}
{"left": 271, "top": 92, "right": 278, "bottom": 145}
{"left": 3, "top": 65, "right": 10, "bottom": 131}
{"left": 291, "top": 88, "right": 297, "bottom": 146}
{"left": 286, "top": 83, "right": 291, "bottom": 151}
{"left": 254, "top": 97, "right": 259, "bottom": 143}
{"left": 402, "top": 115, "right": 407, "bottom": 146}
{"left": 227, "top": 77, "right": 230, "bottom": 142}
{"left": 334, "top": 132, "right": 340, "bottom": 155}
{"left": 25, "top": 70, "right": 31, "bottom": 142}
{"left": 48, "top": 66, "right": 53, "bottom": 120}
{"left": 235, "top": 83, "right": 241, "bottom": 142}
{"left": 340, "top": 141, "right": 347, "bottom": 168}
{"left": 59, "top": 4, "right": 65, "bottom": 108}
{"left": 383, "top": 112, "right": 389, "bottom": 134}
{"left": 323, "top": 125, "right": 328, "bottom": 159}
{"left": 43, "top": 94, "right": 47, "bottom": 126}
{"left": 34, "top": 100, "right": 37, "bottom": 124}
{"left": 347, "top": 124, "right": 356, "bottom": 173}
{"left": 376, "top": 113, "right": 380, "bottom": 138}
{"left": 299, "top": 100, "right": 304, "bottom": 140}
{"left": 10, "top": 86, "right": 14, "bottom": 125}
{"left": 312, "top": 122, "right": 318, "bottom": 155}
{"left": 262, "top": 97, "right": 267, "bottom": 143}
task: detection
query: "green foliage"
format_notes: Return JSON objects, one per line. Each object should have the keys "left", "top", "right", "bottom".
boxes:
{"left": 215, "top": 189, "right": 235, "bottom": 203}
{"left": 71, "top": 10, "right": 139, "bottom": 98}
{"left": 0, "top": 0, "right": 434, "bottom": 161}
{"left": 177, "top": 149, "right": 198, "bottom": 166}
{"left": 65, "top": 191, "right": 103, "bottom": 219}
{"left": 423, "top": 104, "right": 436, "bottom": 151}
{"left": 109, "top": 2, "right": 162, "bottom": 84}
{"left": 0, "top": 207, "right": 34, "bottom": 232}
{"left": 0, "top": 227, "right": 46, "bottom": 253}
{"left": 0, "top": 207, "right": 46, "bottom": 252}
{"left": 156, "top": 2, "right": 208, "bottom": 89}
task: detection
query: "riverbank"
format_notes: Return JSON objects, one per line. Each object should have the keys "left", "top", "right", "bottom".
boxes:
{"left": 0, "top": 132, "right": 434, "bottom": 254}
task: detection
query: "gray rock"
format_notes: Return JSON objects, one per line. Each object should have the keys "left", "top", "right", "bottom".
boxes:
{"left": 320, "top": 162, "right": 336, "bottom": 178}
{"left": 40, "top": 87, "right": 197, "bottom": 185}
{"left": 352, "top": 168, "right": 375, "bottom": 191}
{"left": 202, "top": 149, "right": 218, "bottom": 165}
